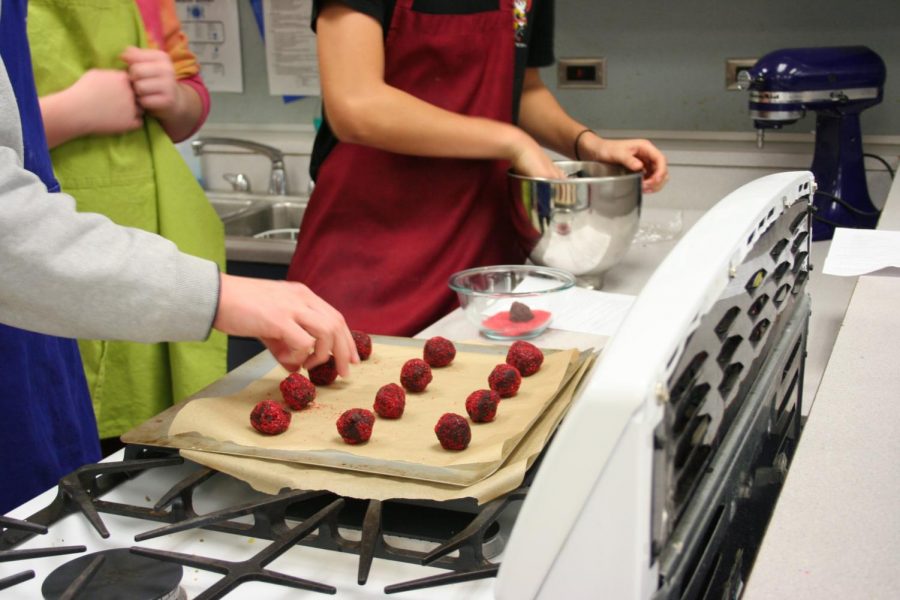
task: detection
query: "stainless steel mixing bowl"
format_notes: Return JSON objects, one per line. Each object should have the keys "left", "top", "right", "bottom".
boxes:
{"left": 509, "top": 161, "right": 642, "bottom": 288}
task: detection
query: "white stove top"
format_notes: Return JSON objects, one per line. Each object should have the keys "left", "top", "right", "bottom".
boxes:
{"left": 2, "top": 452, "right": 501, "bottom": 599}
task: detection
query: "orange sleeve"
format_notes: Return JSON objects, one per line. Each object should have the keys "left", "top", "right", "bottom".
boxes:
{"left": 158, "top": 0, "right": 200, "bottom": 79}
{"left": 155, "top": 0, "right": 211, "bottom": 132}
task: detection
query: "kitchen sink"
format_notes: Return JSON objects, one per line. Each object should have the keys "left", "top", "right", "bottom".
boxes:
{"left": 223, "top": 201, "right": 305, "bottom": 237}
{"left": 204, "top": 192, "right": 308, "bottom": 264}
{"left": 207, "top": 195, "right": 256, "bottom": 221}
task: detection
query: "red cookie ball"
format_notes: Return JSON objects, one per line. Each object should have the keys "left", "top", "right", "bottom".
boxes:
{"left": 488, "top": 363, "right": 522, "bottom": 398}
{"left": 308, "top": 356, "right": 338, "bottom": 386}
{"left": 336, "top": 408, "right": 375, "bottom": 444}
{"left": 279, "top": 372, "right": 317, "bottom": 410}
{"left": 250, "top": 400, "right": 291, "bottom": 435}
{"left": 352, "top": 330, "right": 372, "bottom": 360}
{"left": 506, "top": 340, "right": 544, "bottom": 377}
{"left": 434, "top": 413, "right": 471, "bottom": 451}
{"left": 465, "top": 390, "right": 501, "bottom": 423}
{"left": 400, "top": 358, "right": 433, "bottom": 392}
{"left": 423, "top": 336, "right": 456, "bottom": 368}
{"left": 373, "top": 383, "right": 406, "bottom": 419}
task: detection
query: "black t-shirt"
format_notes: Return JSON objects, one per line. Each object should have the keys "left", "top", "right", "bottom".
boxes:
{"left": 309, "top": 0, "right": 555, "bottom": 181}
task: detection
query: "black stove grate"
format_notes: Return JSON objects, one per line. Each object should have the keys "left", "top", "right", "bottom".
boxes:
{"left": 0, "top": 570, "right": 36, "bottom": 592}
{"left": 132, "top": 499, "right": 344, "bottom": 599}
{"left": 125, "top": 454, "right": 525, "bottom": 594}
{"left": 1, "top": 446, "right": 526, "bottom": 596}
{"left": 0, "top": 515, "right": 85, "bottom": 593}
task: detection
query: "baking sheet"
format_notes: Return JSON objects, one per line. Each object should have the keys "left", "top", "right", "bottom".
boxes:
{"left": 124, "top": 337, "right": 580, "bottom": 486}
{"left": 180, "top": 351, "right": 596, "bottom": 505}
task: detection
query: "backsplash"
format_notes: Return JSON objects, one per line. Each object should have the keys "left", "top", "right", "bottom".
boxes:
{"left": 206, "top": 0, "right": 899, "bottom": 135}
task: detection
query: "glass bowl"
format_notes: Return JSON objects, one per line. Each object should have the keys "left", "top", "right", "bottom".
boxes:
{"left": 448, "top": 265, "right": 576, "bottom": 340}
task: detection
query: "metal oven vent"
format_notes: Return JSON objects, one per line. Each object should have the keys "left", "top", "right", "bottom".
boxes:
{"left": 652, "top": 198, "right": 810, "bottom": 552}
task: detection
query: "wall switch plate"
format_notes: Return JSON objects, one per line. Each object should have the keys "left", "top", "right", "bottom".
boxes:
{"left": 725, "top": 58, "right": 758, "bottom": 90}
{"left": 558, "top": 57, "right": 606, "bottom": 89}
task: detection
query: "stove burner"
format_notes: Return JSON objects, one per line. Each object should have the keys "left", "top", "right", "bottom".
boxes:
{"left": 41, "top": 549, "right": 183, "bottom": 600}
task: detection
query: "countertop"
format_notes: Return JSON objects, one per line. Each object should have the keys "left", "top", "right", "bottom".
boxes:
{"left": 422, "top": 206, "right": 857, "bottom": 417}
{"left": 744, "top": 171, "right": 900, "bottom": 598}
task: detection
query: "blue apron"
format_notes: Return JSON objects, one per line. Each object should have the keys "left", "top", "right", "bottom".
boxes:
{"left": 0, "top": 0, "right": 101, "bottom": 514}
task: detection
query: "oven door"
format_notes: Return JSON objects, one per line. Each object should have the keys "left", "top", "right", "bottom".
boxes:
{"left": 496, "top": 171, "right": 814, "bottom": 599}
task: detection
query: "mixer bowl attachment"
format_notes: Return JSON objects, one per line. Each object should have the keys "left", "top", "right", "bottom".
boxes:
{"left": 509, "top": 161, "right": 642, "bottom": 288}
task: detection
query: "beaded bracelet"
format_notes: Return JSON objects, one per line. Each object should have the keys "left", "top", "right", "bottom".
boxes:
{"left": 573, "top": 128, "right": 595, "bottom": 161}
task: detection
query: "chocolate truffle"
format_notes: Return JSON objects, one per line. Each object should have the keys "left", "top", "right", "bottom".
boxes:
{"left": 352, "top": 330, "right": 372, "bottom": 360}
{"left": 423, "top": 336, "right": 456, "bottom": 368}
{"left": 509, "top": 301, "right": 535, "bottom": 322}
{"left": 336, "top": 408, "right": 375, "bottom": 444}
{"left": 506, "top": 340, "right": 544, "bottom": 377}
{"left": 373, "top": 383, "right": 406, "bottom": 419}
{"left": 488, "top": 363, "right": 522, "bottom": 398}
{"left": 308, "top": 356, "right": 338, "bottom": 386}
{"left": 250, "top": 400, "right": 291, "bottom": 435}
{"left": 465, "top": 390, "right": 501, "bottom": 423}
{"left": 400, "top": 358, "right": 433, "bottom": 392}
{"left": 434, "top": 413, "right": 471, "bottom": 451}
{"left": 279, "top": 372, "right": 317, "bottom": 410}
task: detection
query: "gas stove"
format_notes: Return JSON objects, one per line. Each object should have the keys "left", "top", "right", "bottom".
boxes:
{"left": 1, "top": 444, "right": 517, "bottom": 599}
{"left": 2, "top": 171, "right": 814, "bottom": 599}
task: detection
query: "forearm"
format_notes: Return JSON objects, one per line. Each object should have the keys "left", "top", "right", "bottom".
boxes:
{"left": 326, "top": 82, "right": 532, "bottom": 162}
{"left": 0, "top": 147, "right": 219, "bottom": 342}
{"left": 517, "top": 68, "right": 589, "bottom": 159}
{"left": 38, "top": 90, "right": 91, "bottom": 149}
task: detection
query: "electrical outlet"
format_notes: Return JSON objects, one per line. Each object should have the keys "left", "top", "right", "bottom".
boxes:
{"left": 558, "top": 58, "right": 606, "bottom": 89}
{"left": 725, "top": 58, "right": 758, "bottom": 90}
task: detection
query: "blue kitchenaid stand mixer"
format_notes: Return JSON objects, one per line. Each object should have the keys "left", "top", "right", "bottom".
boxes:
{"left": 739, "top": 46, "right": 887, "bottom": 240}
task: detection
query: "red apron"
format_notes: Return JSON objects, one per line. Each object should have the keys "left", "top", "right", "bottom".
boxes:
{"left": 287, "top": 0, "right": 537, "bottom": 336}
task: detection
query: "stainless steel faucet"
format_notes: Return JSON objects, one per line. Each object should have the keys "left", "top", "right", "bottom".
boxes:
{"left": 191, "top": 137, "right": 288, "bottom": 195}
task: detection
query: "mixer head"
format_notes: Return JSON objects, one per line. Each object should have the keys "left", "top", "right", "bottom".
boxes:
{"left": 739, "top": 46, "right": 887, "bottom": 240}
{"left": 739, "top": 46, "right": 885, "bottom": 130}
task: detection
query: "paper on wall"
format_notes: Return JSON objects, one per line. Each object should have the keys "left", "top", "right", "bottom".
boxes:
{"left": 262, "top": 0, "right": 320, "bottom": 96}
{"left": 176, "top": 0, "right": 244, "bottom": 92}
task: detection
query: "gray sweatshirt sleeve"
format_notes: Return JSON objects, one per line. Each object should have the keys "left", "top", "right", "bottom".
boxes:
{"left": 0, "top": 56, "right": 220, "bottom": 343}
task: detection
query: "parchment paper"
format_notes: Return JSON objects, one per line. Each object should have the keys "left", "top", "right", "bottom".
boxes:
{"left": 165, "top": 339, "right": 579, "bottom": 486}
{"left": 180, "top": 353, "right": 595, "bottom": 505}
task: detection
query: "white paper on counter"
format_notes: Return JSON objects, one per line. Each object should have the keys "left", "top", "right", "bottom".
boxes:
{"left": 176, "top": 0, "right": 243, "bottom": 92}
{"left": 262, "top": 0, "right": 320, "bottom": 96}
{"left": 822, "top": 228, "right": 900, "bottom": 277}
{"left": 550, "top": 287, "right": 636, "bottom": 335}
{"left": 510, "top": 276, "right": 636, "bottom": 336}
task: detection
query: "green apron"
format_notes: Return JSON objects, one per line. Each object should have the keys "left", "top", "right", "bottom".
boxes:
{"left": 27, "top": 0, "right": 226, "bottom": 439}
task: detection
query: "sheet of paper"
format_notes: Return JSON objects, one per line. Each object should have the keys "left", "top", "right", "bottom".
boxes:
{"left": 176, "top": 0, "right": 243, "bottom": 92}
{"left": 822, "top": 228, "right": 900, "bottom": 277}
{"left": 262, "top": 0, "right": 320, "bottom": 96}
{"left": 549, "top": 287, "right": 636, "bottom": 335}
{"left": 510, "top": 276, "right": 635, "bottom": 336}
